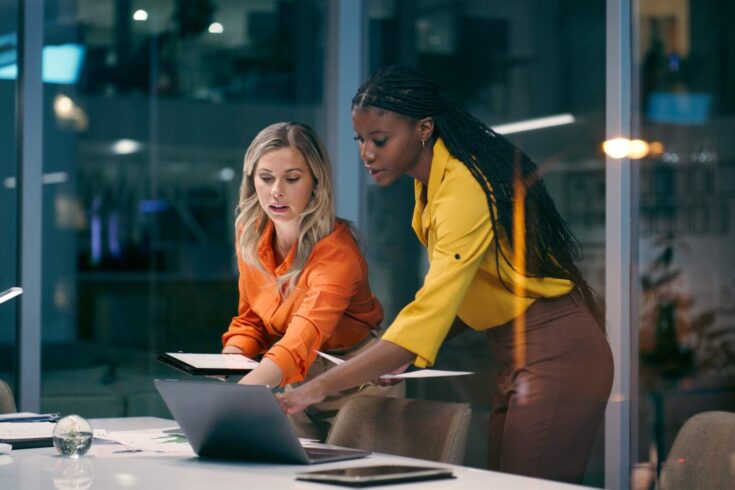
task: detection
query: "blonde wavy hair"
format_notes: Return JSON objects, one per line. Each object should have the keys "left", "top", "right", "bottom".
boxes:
{"left": 236, "top": 122, "right": 335, "bottom": 295}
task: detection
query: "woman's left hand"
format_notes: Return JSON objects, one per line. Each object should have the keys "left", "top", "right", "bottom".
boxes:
{"left": 277, "top": 380, "right": 326, "bottom": 414}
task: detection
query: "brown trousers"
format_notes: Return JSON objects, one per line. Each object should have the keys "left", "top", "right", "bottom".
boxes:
{"left": 485, "top": 290, "right": 613, "bottom": 484}
{"left": 285, "top": 333, "right": 405, "bottom": 442}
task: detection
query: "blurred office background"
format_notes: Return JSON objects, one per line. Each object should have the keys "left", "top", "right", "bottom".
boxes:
{"left": 1, "top": 0, "right": 734, "bottom": 487}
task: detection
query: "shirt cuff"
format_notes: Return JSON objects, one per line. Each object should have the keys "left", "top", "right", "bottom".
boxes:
{"left": 263, "top": 344, "right": 306, "bottom": 386}
{"left": 223, "top": 335, "right": 263, "bottom": 358}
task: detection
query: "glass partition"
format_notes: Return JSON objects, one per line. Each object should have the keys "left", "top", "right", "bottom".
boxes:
{"left": 39, "top": 0, "right": 326, "bottom": 418}
{"left": 635, "top": 0, "right": 735, "bottom": 483}
{"left": 365, "top": 0, "right": 607, "bottom": 484}
{"left": 0, "top": 0, "right": 20, "bottom": 405}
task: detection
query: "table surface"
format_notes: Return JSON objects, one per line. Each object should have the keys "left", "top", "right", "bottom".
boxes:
{"left": 0, "top": 417, "right": 588, "bottom": 489}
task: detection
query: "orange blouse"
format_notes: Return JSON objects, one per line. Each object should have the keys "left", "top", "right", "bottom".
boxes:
{"left": 222, "top": 220, "right": 383, "bottom": 385}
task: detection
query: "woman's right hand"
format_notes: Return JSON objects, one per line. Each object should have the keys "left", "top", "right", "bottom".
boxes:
{"left": 208, "top": 345, "right": 246, "bottom": 381}
{"left": 221, "top": 345, "right": 245, "bottom": 354}
{"left": 277, "top": 379, "right": 328, "bottom": 414}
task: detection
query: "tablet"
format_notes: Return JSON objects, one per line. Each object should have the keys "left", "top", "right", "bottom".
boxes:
{"left": 155, "top": 352, "right": 258, "bottom": 375}
{"left": 295, "top": 464, "right": 455, "bottom": 487}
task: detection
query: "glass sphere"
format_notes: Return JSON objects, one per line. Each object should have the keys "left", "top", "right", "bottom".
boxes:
{"left": 53, "top": 415, "right": 93, "bottom": 457}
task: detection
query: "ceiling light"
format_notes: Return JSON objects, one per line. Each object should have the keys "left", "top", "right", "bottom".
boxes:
{"left": 491, "top": 114, "right": 575, "bottom": 135}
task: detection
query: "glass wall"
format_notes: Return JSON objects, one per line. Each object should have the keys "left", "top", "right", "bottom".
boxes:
{"left": 10, "top": 0, "right": 734, "bottom": 486}
{"left": 38, "top": 0, "right": 326, "bottom": 418}
{"left": 0, "top": 0, "right": 19, "bottom": 403}
{"left": 364, "top": 0, "right": 607, "bottom": 484}
{"left": 635, "top": 0, "right": 735, "bottom": 482}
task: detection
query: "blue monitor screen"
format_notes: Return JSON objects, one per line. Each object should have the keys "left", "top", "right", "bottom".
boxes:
{"left": 647, "top": 92, "right": 712, "bottom": 125}
{"left": 0, "top": 43, "right": 85, "bottom": 84}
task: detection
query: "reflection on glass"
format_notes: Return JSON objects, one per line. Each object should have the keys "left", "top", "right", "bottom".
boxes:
{"left": 636, "top": 0, "right": 735, "bottom": 482}
{"left": 365, "top": 1, "right": 607, "bottom": 483}
{"left": 37, "top": 0, "right": 327, "bottom": 426}
{"left": 0, "top": 0, "right": 19, "bottom": 405}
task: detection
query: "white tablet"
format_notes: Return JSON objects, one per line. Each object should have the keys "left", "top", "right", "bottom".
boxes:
{"left": 295, "top": 464, "right": 455, "bottom": 487}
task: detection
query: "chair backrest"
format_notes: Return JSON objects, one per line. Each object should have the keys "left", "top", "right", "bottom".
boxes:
{"left": 0, "top": 380, "right": 17, "bottom": 414}
{"left": 657, "top": 410, "right": 735, "bottom": 490}
{"left": 326, "top": 395, "right": 472, "bottom": 464}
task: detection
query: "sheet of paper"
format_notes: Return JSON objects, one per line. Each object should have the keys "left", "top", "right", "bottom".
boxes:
{"left": 0, "top": 412, "right": 42, "bottom": 421}
{"left": 95, "top": 428, "right": 195, "bottom": 455}
{"left": 0, "top": 423, "right": 107, "bottom": 441}
{"left": 0, "top": 422, "right": 55, "bottom": 440}
{"left": 166, "top": 353, "right": 259, "bottom": 370}
{"left": 0, "top": 412, "right": 60, "bottom": 423}
{"left": 316, "top": 351, "right": 473, "bottom": 379}
{"left": 381, "top": 369, "right": 473, "bottom": 379}
{"left": 90, "top": 441, "right": 195, "bottom": 458}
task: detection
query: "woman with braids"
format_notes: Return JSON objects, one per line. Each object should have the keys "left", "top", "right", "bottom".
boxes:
{"left": 278, "top": 66, "right": 613, "bottom": 483}
{"left": 221, "top": 122, "right": 402, "bottom": 441}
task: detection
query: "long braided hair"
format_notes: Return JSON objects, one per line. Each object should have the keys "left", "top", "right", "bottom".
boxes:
{"left": 353, "top": 65, "right": 604, "bottom": 328}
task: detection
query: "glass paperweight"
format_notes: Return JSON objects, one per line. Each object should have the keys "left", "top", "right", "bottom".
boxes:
{"left": 53, "top": 415, "right": 93, "bottom": 458}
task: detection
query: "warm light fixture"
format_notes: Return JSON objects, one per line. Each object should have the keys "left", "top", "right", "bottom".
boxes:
{"left": 54, "top": 94, "right": 75, "bottom": 119}
{"left": 602, "top": 138, "right": 631, "bottom": 159}
{"left": 603, "top": 138, "right": 653, "bottom": 160}
{"left": 491, "top": 114, "right": 575, "bottom": 135}
{"left": 649, "top": 141, "right": 665, "bottom": 156}
{"left": 208, "top": 22, "right": 224, "bottom": 34}
{"left": 133, "top": 10, "right": 148, "bottom": 21}
{"left": 628, "top": 139, "right": 650, "bottom": 160}
{"left": 111, "top": 139, "right": 143, "bottom": 155}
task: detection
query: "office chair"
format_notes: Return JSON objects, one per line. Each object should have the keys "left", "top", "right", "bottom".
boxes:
{"left": 0, "top": 380, "right": 17, "bottom": 414}
{"left": 326, "top": 395, "right": 472, "bottom": 464}
{"left": 657, "top": 410, "right": 735, "bottom": 490}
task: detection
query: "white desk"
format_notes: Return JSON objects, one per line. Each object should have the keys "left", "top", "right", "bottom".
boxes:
{"left": 0, "top": 417, "right": 588, "bottom": 489}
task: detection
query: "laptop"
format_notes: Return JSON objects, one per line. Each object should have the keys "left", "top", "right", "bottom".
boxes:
{"left": 154, "top": 378, "right": 370, "bottom": 464}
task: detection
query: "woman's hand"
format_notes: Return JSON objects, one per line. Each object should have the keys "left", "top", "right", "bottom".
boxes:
{"left": 278, "top": 341, "right": 416, "bottom": 413}
{"left": 277, "top": 380, "right": 326, "bottom": 414}
{"left": 371, "top": 362, "right": 410, "bottom": 386}
{"left": 207, "top": 345, "right": 246, "bottom": 380}
{"left": 222, "top": 345, "right": 244, "bottom": 354}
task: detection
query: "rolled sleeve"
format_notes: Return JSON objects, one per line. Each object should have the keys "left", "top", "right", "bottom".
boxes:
{"left": 382, "top": 172, "right": 494, "bottom": 367}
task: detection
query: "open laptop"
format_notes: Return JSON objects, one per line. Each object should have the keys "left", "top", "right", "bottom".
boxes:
{"left": 154, "top": 378, "right": 370, "bottom": 464}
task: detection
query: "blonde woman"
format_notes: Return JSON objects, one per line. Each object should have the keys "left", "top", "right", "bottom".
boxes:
{"left": 221, "top": 122, "right": 402, "bottom": 440}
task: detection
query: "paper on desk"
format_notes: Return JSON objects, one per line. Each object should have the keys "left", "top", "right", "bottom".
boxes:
{"left": 0, "top": 422, "right": 107, "bottom": 441}
{"left": 0, "top": 412, "right": 42, "bottom": 421}
{"left": 95, "top": 428, "right": 195, "bottom": 456}
{"left": 0, "top": 422, "right": 55, "bottom": 440}
{"left": 0, "top": 412, "right": 60, "bottom": 423}
{"left": 316, "top": 351, "right": 473, "bottom": 378}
